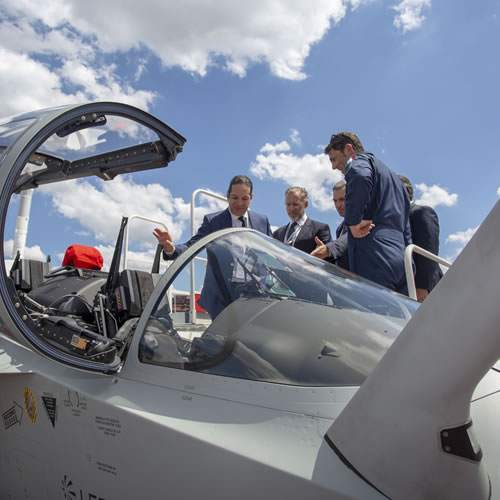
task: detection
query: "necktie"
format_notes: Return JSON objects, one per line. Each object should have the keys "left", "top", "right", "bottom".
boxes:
{"left": 238, "top": 216, "right": 246, "bottom": 227}
{"left": 287, "top": 222, "right": 297, "bottom": 243}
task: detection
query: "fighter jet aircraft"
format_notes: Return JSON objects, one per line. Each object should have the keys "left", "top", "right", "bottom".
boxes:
{"left": 0, "top": 102, "right": 498, "bottom": 500}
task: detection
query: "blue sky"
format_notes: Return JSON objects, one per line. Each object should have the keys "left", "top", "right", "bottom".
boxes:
{"left": 1, "top": 0, "right": 499, "bottom": 269}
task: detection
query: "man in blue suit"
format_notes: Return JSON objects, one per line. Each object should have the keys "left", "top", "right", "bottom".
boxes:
{"left": 399, "top": 175, "right": 443, "bottom": 302}
{"left": 153, "top": 175, "right": 272, "bottom": 318}
{"left": 273, "top": 186, "right": 332, "bottom": 254}
{"left": 325, "top": 132, "right": 411, "bottom": 293}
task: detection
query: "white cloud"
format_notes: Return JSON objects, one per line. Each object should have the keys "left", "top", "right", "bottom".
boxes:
{"left": 444, "top": 226, "right": 478, "bottom": 263}
{"left": 4, "top": 239, "right": 46, "bottom": 261}
{"left": 90, "top": 244, "right": 170, "bottom": 273}
{"left": 259, "top": 141, "right": 291, "bottom": 154}
{"left": 393, "top": 0, "right": 431, "bottom": 32}
{"left": 38, "top": 177, "right": 226, "bottom": 247}
{"left": 0, "top": 48, "right": 77, "bottom": 116}
{"left": 289, "top": 129, "right": 302, "bottom": 146}
{"left": 250, "top": 141, "right": 341, "bottom": 211}
{"left": 0, "top": 1, "right": 350, "bottom": 83}
{"left": 497, "top": 187, "right": 500, "bottom": 197}
{"left": 0, "top": 46, "right": 155, "bottom": 117}
{"left": 414, "top": 183, "right": 457, "bottom": 208}
{"left": 446, "top": 227, "right": 478, "bottom": 245}
{"left": 0, "top": 0, "right": 424, "bottom": 116}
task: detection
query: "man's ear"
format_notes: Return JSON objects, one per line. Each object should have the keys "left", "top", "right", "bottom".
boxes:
{"left": 304, "top": 199, "right": 309, "bottom": 209}
{"left": 344, "top": 143, "right": 355, "bottom": 156}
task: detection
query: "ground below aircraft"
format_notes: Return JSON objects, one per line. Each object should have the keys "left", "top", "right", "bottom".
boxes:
{"left": 0, "top": 102, "right": 498, "bottom": 499}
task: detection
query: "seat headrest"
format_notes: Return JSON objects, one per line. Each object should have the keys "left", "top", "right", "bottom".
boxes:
{"left": 62, "top": 244, "right": 103, "bottom": 270}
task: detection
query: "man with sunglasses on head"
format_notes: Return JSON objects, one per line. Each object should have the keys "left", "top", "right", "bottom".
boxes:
{"left": 325, "top": 132, "right": 411, "bottom": 293}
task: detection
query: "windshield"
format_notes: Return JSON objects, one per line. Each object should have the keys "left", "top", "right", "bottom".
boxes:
{"left": 139, "top": 230, "right": 418, "bottom": 386}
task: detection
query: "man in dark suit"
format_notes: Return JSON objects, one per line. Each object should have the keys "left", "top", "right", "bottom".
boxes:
{"left": 272, "top": 186, "right": 332, "bottom": 254}
{"left": 154, "top": 175, "right": 272, "bottom": 258}
{"left": 325, "top": 132, "right": 412, "bottom": 293}
{"left": 311, "top": 180, "right": 349, "bottom": 270}
{"left": 153, "top": 175, "right": 272, "bottom": 318}
{"left": 399, "top": 175, "right": 443, "bottom": 302}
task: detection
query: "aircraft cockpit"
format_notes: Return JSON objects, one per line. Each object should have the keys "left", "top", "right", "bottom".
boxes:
{"left": 138, "top": 229, "right": 419, "bottom": 386}
{"left": 0, "top": 102, "right": 418, "bottom": 386}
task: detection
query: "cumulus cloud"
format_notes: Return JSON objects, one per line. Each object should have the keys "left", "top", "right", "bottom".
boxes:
{"left": 497, "top": 187, "right": 500, "bottom": 197}
{"left": 0, "top": 0, "right": 428, "bottom": 116}
{"left": 414, "top": 183, "right": 457, "bottom": 208}
{"left": 259, "top": 141, "right": 291, "bottom": 154}
{"left": 4, "top": 239, "right": 46, "bottom": 261}
{"left": 33, "top": 177, "right": 227, "bottom": 269}
{"left": 0, "top": 0, "right": 350, "bottom": 85}
{"left": 444, "top": 226, "right": 478, "bottom": 263}
{"left": 393, "top": 0, "right": 431, "bottom": 32}
{"left": 90, "top": 244, "right": 171, "bottom": 273}
{"left": 250, "top": 140, "right": 341, "bottom": 211}
{"left": 38, "top": 176, "right": 226, "bottom": 247}
{"left": 446, "top": 227, "right": 478, "bottom": 245}
{"left": 0, "top": 47, "right": 156, "bottom": 117}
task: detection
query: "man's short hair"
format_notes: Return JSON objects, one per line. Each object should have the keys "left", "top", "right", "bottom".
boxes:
{"left": 333, "top": 180, "right": 346, "bottom": 191}
{"left": 285, "top": 186, "right": 308, "bottom": 202}
{"left": 325, "top": 132, "right": 364, "bottom": 155}
{"left": 228, "top": 175, "right": 253, "bottom": 195}
{"left": 398, "top": 174, "right": 413, "bottom": 201}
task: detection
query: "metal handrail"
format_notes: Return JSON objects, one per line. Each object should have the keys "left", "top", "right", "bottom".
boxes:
{"left": 189, "top": 189, "right": 227, "bottom": 323}
{"left": 404, "top": 244, "right": 452, "bottom": 300}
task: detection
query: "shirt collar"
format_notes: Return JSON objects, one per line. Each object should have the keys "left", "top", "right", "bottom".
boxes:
{"left": 345, "top": 155, "right": 354, "bottom": 173}
{"left": 291, "top": 214, "right": 307, "bottom": 227}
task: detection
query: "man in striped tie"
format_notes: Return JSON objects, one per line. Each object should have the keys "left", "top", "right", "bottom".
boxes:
{"left": 272, "top": 186, "right": 332, "bottom": 255}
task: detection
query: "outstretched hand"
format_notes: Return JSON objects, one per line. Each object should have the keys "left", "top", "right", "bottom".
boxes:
{"left": 310, "top": 236, "right": 329, "bottom": 259}
{"left": 153, "top": 227, "right": 175, "bottom": 254}
{"left": 349, "top": 220, "right": 374, "bottom": 238}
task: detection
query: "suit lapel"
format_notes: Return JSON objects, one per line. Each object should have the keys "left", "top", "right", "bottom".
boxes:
{"left": 247, "top": 211, "right": 255, "bottom": 229}
{"left": 276, "top": 225, "right": 287, "bottom": 242}
{"left": 222, "top": 208, "right": 232, "bottom": 229}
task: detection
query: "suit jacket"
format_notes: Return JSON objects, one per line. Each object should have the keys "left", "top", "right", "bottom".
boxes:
{"left": 344, "top": 152, "right": 412, "bottom": 293}
{"left": 325, "top": 221, "right": 349, "bottom": 270}
{"left": 163, "top": 208, "right": 272, "bottom": 319}
{"left": 409, "top": 203, "right": 443, "bottom": 291}
{"left": 273, "top": 218, "right": 332, "bottom": 254}
{"left": 164, "top": 208, "right": 272, "bottom": 260}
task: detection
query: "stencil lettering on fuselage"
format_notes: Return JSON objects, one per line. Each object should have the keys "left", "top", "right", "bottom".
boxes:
{"left": 2, "top": 402, "right": 23, "bottom": 429}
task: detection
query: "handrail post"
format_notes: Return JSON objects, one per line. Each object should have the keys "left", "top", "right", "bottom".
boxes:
{"left": 404, "top": 244, "right": 452, "bottom": 301}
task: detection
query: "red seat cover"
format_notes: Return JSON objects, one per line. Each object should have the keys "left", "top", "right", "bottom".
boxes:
{"left": 62, "top": 244, "right": 103, "bottom": 270}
